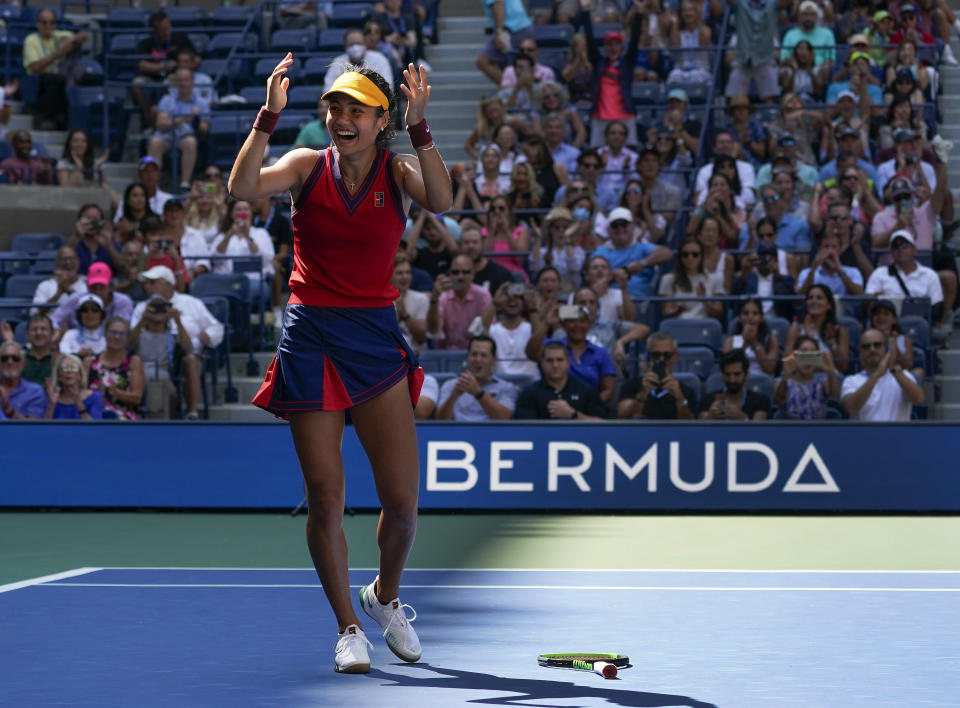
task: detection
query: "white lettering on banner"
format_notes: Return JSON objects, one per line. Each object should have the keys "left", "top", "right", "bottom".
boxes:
{"left": 728, "top": 442, "right": 778, "bottom": 492}
{"left": 783, "top": 444, "right": 840, "bottom": 492}
{"left": 605, "top": 442, "right": 658, "bottom": 492}
{"left": 426, "top": 442, "right": 478, "bottom": 492}
{"left": 490, "top": 442, "right": 535, "bottom": 492}
{"left": 669, "top": 441, "right": 715, "bottom": 492}
{"left": 548, "top": 442, "right": 592, "bottom": 492}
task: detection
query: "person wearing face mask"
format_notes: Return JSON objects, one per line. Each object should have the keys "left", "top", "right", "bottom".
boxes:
{"left": 211, "top": 199, "right": 277, "bottom": 299}
{"left": 323, "top": 29, "right": 394, "bottom": 95}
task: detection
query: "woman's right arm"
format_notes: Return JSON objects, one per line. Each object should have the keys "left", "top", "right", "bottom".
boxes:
{"left": 228, "top": 53, "right": 316, "bottom": 201}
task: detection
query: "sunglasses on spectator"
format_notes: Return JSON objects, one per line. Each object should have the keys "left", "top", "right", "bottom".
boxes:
{"left": 648, "top": 351, "right": 674, "bottom": 360}
{"left": 610, "top": 220, "right": 632, "bottom": 229}
{"left": 59, "top": 363, "right": 82, "bottom": 372}
{"left": 107, "top": 329, "right": 128, "bottom": 337}
{"left": 861, "top": 341, "right": 885, "bottom": 350}
{"left": 449, "top": 269, "right": 472, "bottom": 275}
{"left": 680, "top": 250, "right": 701, "bottom": 258}
{"left": 763, "top": 194, "right": 780, "bottom": 203}
{"left": 79, "top": 306, "right": 101, "bottom": 314}
{"left": 828, "top": 214, "right": 850, "bottom": 221}
{"left": 0, "top": 354, "right": 21, "bottom": 363}
{"left": 625, "top": 187, "right": 642, "bottom": 195}
{"left": 892, "top": 239, "right": 913, "bottom": 249}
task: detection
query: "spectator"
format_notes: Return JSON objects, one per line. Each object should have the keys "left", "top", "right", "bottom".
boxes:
{"left": 563, "top": 188, "right": 607, "bottom": 251}
{"left": 529, "top": 207, "right": 584, "bottom": 295}
{"left": 522, "top": 134, "right": 569, "bottom": 203}
{"left": 878, "top": 97, "right": 928, "bottom": 151}
{"left": 561, "top": 32, "right": 594, "bottom": 108}
{"left": 865, "top": 230, "right": 946, "bottom": 324}
{"left": 774, "top": 334, "right": 839, "bottom": 419}
{"left": 184, "top": 176, "right": 224, "bottom": 245}
{"left": 829, "top": 93, "right": 871, "bottom": 155}
{"left": 781, "top": 1, "right": 836, "bottom": 81}
{"left": 275, "top": 2, "right": 331, "bottom": 30}
{"left": 869, "top": 298, "right": 925, "bottom": 380}
{"left": 541, "top": 113, "right": 582, "bottom": 176}
{"left": 293, "top": 97, "right": 330, "bottom": 149}
{"left": 780, "top": 40, "right": 822, "bottom": 104}
{"left": 112, "top": 241, "right": 148, "bottom": 301}
{"left": 740, "top": 182, "right": 812, "bottom": 252}
{"left": 658, "top": 237, "right": 725, "bottom": 322}
{"left": 142, "top": 217, "right": 188, "bottom": 293}
{"left": 725, "top": 0, "right": 780, "bottom": 102}
{"left": 700, "top": 349, "right": 771, "bottom": 420}
{"left": 615, "top": 178, "right": 666, "bottom": 245}
{"left": 666, "top": 0, "right": 713, "bottom": 85}
{"left": 532, "top": 265, "right": 562, "bottom": 305}
{"left": 461, "top": 225, "right": 512, "bottom": 296}
{"left": 56, "top": 129, "right": 115, "bottom": 205}
{"left": 428, "top": 254, "right": 492, "bottom": 350}
{"left": 841, "top": 328, "right": 924, "bottom": 420}
{"left": 784, "top": 283, "right": 851, "bottom": 373}
{"left": 0, "top": 130, "right": 53, "bottom": 184}
{"left": 169, "top": 49, "right": 215, "bottom": 104}
{"left": 22, "top": 8, "right": 87, "bottom": 130}
{"left": 115, "top": 182, "right": 158, "bottom": 244}
{"left": 694, "top": 131, "right": 757, "bottom": 209}
{"left": 688, "top": 171, "right": 745, "bottom": 250}
{"left": 531, "top": 84, "right": 587, "bottom": 151}
{"left": 722, "top": 298, "right": 779, "bottom": 375}
{"left": 889, "top": 4, "right": 937, "bottom": 48}
{"left": 476, "top": 0, "right": 534, "bottom": 85}
{"left": 797, "top": 231, "right": 865, "bottom": 296}
{"left": 31, "top": 246, "right": 87, "bottom": 315}
{"left": 415, "top": 372, "right": 439, "bottom": 419}
{"left": 502, "top": 37, "right": 556, "bottom": 89}
{"left": 571, "top": 285, "right": 650, "bottom": 375}
{"left": 693, "top": 213, "right": 735, "bottom": 294}
{"left": 756, "top": 135, "right": 819, "bottom": 193}
{"left": 482, "top": 195, "right": 530, "bottom": 281}
{"left": 866, "top": 11, "right": 898, "bottom": 65}
{"left": 526, "top": 304, "right": 617, "bottom": 404}
{"left": 766, "top": 93, "right": 829, "bottom": 167}
{"left": 486, "top": 122, "right": 523, "bottom": 177}
{"left": 827, "top": 51, "right": 884, "bottom": 106}
{"left": 148, "top": 68, "right": 210, "bottom": 192}
{"left": 810, "top": 197, "right": 874, "bottom": 282}
{"left": 506, "top": 161, "right": 546, "bottom": 211}
{"left": 323, "top": 29, "right": 394, "bottom": 93}
{"left": 43, "top": 353, "right": 102, "bottom": 420}
{"left": 634, "top": 144, "right": 684, "bottom": 223}
{"left": 872, "top": 167, "right": 947, "bottom": 256}
{"left": 482, "top": 281, "right": 540, "bottom": 380}
{"left": 89, "top": 317, "right": 146, "bottom": 421}
{"left": 130, "top": 265, "right": 224, "bottom": 420}
{"left": 211, "top": 199, "right": 276, "bottom": 297}
{"left": 658, "top": 88, "right": 702, "bottom": 155}
{"left": 818, "top": 127, "right": 878, "bottom": 188}
{"left": 373, "top": 0, "right": 418, "bottom": 70}
{"left": 164, "top": 199, "right": 210, "bottom": 283}
{"left": 764, "top": 166, "right": 810, "bottom": 223}
{"left": 597, "top": 121, "right": 638, "bottom": 197}
{"left": 133, "top": 10, "right": 198, "bottom": 126}
{"left": 500, "top": 53, "right": 537, "bottom": 113}
{"left": 0, "top": 340, "right": 47, "bottom": 419}
{"left": 473, "top": 143, "right": 510, "bottom": 198}
{"left": 616, "top": 331, "right": 696, "bottom": 420}
{"left": 129, "top": 156, "right": 174, "bottom": 217}
{"left": 50, "top": 263, "right": 134, "bottom": 331}
{"left": 59, "top": 293, "right": 106, "bottom": 360}
{"left": 591, "top": 206, "right": 672, "bottom": 300}
{"left": 554, "top": 149, "right": 619, "bottom": 211}
{"left": 404, "top": 208, "right": 458, "bottom": 281}
{"left": 392, "top": 253, "right": 428, "bottom": 354}
{"left": 723, "top": 94, "right": 768, "bottom": 167}
{"left": 69, "top": 205, "right": 122, "bottom": 276}
{"left": 0, "top": 314, "right": 55, "bottom": 386}
{"left": 885, "top": 40, "right": 931, "bottom": 97}
{"left": 578, "top": 0, "right": 643, "bottom": 146}
{"left": 513, "top": 340, "right": 606, "bottom": 419}
{"left": 463, "top": 95, "right": 525, "bottom": 162}
{"left": 582, "top": 254, "right": 636, "bottom": 323}
{"left": 435, "top": 334, "right": 517, "bottom": 420}
{"left": 733, "top": 239, "right": 797, "bottom": 320}
{"left": 250, "top": 195, "right": 293, "bottom": 325}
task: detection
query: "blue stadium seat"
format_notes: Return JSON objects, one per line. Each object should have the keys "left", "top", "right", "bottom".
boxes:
{"left": 538, "top": 48, "right": 566, "bottom": 77}
{"left": 239, "top": 86, "right": 267, "bottom": 105}
{"left": 329, "top": 3, "right": 374, "bottom": 28}
{"left": 0, "top": 252, "right": 33, "bottom": 280}
{"left": 531, "top": 23, "right": 573, "bottom": 47}
{"left": 165, "top": 7, "right": 207, "bottom": 25}
{"left": 665, "top": 82, "right": 710, "bottom": 103}
{"left": 590, "top": 23, "right": 621, "bottom": 40}
{"left": 660, "top": 318, "right": 723, "bottom": 351}
{"left": 187, "top": 32, "right": 211, "bottom": 55}
{"left": 419, "top": 349, "right": 468, "bottom": 373}
{"left": 211, "top": 7, "right": 258, "bottom": 28}
{"left": 30, "top": 250, "right": 58, "bottom": 275}
{"left": 199, "top": 58, "right": 248, "bottom": 87}
{"left": 303, "top": 54, "right": 339, "bottom": 83}
{"left": 0, "top": 298, "right": 32, "bottom": 326}
{"left": 837, "top": 315, "right": 861, "bottom": 354}
{"left": 0, "top": 4, "right": 20, "bottom": 22}
{"left": 631, "top": 82, "right": 663, "bottom": 106}
{"left": 672, "top": 371, "right": 703, "bottom": 411}
{"left": 67, "top": 87, "right": 128, "bottom": 161}
{"left": 254, "top": 56, "right": 303, "bottom": 82}
{"left": 11, "top": 232, "right": 63, "bottom": 253}
{"left": 207, "top": 33, "right": 259, "bottom": 57}
{"left": 3, "top": 273, "right": 46, "bottom": 300}
{"left": 73, "top": 58, "right": 105, "bottom": 86}
{"left": 286, "top": 85, "right": 326, "bottom": 110}
{"left": 106, "top": 7, "right": 149, "bottom": 27}
{"left": 197, "top": 295, "right": 236, "bottom": 408}
{"left": 272, "top": 113, "right": 312, "bottom": 144}
{"left": 13, "top": 320, "right": 27, "bottom": 345}
{"left": 900, "top": 297, "right": 932, "bottom": 319}
{"left": 673, "top": 346, "right": 716, "bottom": 380}
{"left": 746, "top": 372, "right": 775, "bottom": 402}
{"left": 108, "top": 34, "right": 143, "bottom": 54}
{"left": 318, "top": 28, "right": 348, "bottom": 50}
{"left": 899, "top": 316, "right": 931, "bottom": 349}
{"left": 765, "top": 316, "right": 790, "bottom": 347}
{"left": 20, "top": 5, "right": 60, "bottom": 22}
{"left": 270, "top": 28, "right": 317, "bottom": 52}
{"left": 209, "top": 113, "right": 256, "bottom": 167}
{"left": 191, "top": 274, "right": 251, "bottom": 352}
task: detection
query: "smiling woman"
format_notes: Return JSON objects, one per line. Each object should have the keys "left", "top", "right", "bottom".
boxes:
{"left": 227, "top": 53, "right": 452, "bottom": 675}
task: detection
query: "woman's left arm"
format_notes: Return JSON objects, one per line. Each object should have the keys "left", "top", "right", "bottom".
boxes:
{"left": 395, "top": 64, "right": 453, "bottom": 213}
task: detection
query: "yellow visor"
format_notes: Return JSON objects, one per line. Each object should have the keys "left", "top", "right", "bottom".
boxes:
{"left": 321, "top": 71, "right": 389, "bottom": 110}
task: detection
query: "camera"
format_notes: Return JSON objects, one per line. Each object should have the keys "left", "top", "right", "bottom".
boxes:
{"left": 905, "top": 155, "right": 917, "bottom": 165}
{"left": 148, "top": 301, "right": 172, "bottom": 314}
{"left": 507, "top": 283, "right": 527, "bottom": 296}
{"left": 156, "top": 239, "right": 172, "bottom": 251}
{"left": 897, "top": 199, "right": 913, "bottom": 214}
{"left": 86, "top": 219, "right": 103, "bottom": 233}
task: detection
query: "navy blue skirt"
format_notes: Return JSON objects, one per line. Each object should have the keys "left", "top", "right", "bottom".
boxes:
{"left": 253, "top": 304, "right": 423, "bottom": 418}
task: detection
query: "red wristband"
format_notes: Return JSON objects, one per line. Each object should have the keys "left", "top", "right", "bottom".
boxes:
{"left": 407, "top": 119, "right": 433, "bottom": 149}
{"left": 253, "top": 107, "right": 280, "bottom": 135}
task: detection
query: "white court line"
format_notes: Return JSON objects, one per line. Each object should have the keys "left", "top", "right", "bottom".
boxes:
{"left": 36, "top": 582, "right": 960, "bottom": 592}
{"left": 0, "top": 567, "right": 102, "bottom": 594}
{"left": 94, "top": 567, "right": 960, "bottom": 574}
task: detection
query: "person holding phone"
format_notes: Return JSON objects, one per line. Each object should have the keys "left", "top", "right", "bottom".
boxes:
{"left": 699, "top": 348, "right": 771, "bottom": 420}
{"left": 616, "top": 331, "right": 695, "bottom": 420}
{"left": 211, "top": 198, "right": 276, "bottom": 299}
{"left": 774, "top": 335, "right": 839, "bottom": 419}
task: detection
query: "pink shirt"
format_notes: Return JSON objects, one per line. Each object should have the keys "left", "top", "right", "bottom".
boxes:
{"left": 500, "top": 62, "right": 556, "bottom": 88}
{"left": 437, "top": 284, "right": 492, "bottom": 350}
{"left": 594, "top": 63, "right": 633, "bottom": 121}
{"left": 871, "top": 202, "right": 934, "bottom": 266}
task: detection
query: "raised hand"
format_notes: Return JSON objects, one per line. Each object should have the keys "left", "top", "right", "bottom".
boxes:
{"left": 400, "top": 63, "right": 431, "bottom": 128}
{"left": 266, "top": 52, "right": 294, "bottom": 113}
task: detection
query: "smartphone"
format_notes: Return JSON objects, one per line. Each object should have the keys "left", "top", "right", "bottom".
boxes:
{"left": 795, "top": 351, "right": 823, "bottom": 367}
{"left": 450, "top": 277, "right": 464, "bottom": 290}
{"left": 507, "top": 283, "right": 527, "bottom": 296}
{"left": 652, "top": 359, "right": 666, "bottom": 381}
{"left": 558, "top": 304, "right": 584, "bottom": 320}
{"left": 204, "top": 182, "right": 217, "bottom": 194}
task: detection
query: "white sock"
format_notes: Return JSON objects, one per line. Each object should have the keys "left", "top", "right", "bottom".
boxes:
{"left": 953, "top": 18, "right": 960, "bottom": 36}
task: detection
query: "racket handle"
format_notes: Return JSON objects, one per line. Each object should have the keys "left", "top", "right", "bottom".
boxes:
{"left": 594, "top": 662, "right": 617, "bottom": 679}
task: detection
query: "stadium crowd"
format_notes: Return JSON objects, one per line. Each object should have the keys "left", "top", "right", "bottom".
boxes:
{"left": 0, "top": 0, "right": 957, "bottom": 423}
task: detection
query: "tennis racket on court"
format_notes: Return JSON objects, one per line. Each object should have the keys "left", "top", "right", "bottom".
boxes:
{"left": 537, "top": 653, "right": 630, "bottom": 679}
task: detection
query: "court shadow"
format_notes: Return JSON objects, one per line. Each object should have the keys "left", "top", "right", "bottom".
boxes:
{"left": 366, "top": 664, "right": 718, "bottom": 707}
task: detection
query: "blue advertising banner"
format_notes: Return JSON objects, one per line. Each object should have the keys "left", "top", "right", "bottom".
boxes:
{"left": 1, "top": 421, "right": 958, "bottom": 511}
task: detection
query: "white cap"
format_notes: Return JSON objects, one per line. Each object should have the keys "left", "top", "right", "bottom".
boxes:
{"left": 76, "top": 293, "right": 104, "bottom": 310}
{"left": 607, "top": 206, "right": 634, "bottom": 224}
{"left": 139, "top": 265, "right": 176, "bottom": 285}
{"left": 890, "top": 230, "right": 915, "bottom": 246}
{"left": 798, "top": 0, "right": 819, "bottom": 13}
{"left": 836, "top": 90, "right": 858, "bottom": 103}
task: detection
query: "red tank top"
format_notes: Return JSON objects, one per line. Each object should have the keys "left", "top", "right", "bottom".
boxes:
{"left": 289, "top": 147, "right": 408, "bottom": 307}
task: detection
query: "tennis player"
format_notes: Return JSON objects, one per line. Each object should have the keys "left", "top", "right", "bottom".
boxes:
{"left": 230, "top": 54, "right": 452, "bottom": 673}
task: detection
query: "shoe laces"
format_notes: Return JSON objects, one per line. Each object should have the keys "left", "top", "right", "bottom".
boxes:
{"left": 383, "top": 602, "right": 417, "bottom": 637}
{"left": 336, "top": 627, "right": 374, "bottom": 653}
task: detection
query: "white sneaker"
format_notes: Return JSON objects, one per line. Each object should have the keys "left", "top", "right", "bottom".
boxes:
{"left": 943, "top": 44, "right": 960, "bottom": 66}
{"left": 334, "top": 624, "right": 373, "bottom": 673}
{"left": 359, "top": 577, "right": 422, "bottom": 662}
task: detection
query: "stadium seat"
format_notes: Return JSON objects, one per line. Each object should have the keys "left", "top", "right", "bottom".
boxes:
{"left": 30, "top": 250, "right": 58, "bottom": 275}
{"left": 589, "top": 22, "right": 621, "bottom": 40}
{"left": 531, "top": 23, "right": 573, "bottom": 47}
{"left": 106, "top": 7, "right": 149, "bottom": 27}
{"left": 191, "top": 274, "right": 251, "bottom": 352}
{"left": 197, "top": 295, "right": 236, "bottom": 408}
{"left": 899, "top": 316, "right": 931, "bottom": 349}
{"left": 0, "top": 298, "right": 31, "bottom": 327}
{"left": 538, "top": 48, "right": 566, "bottom": 77}
{"left": 67, "top": 86, "right": 128, "bottom": 160}
{"left": 107, "top": 34, "right": 143, "bottom": 55}
{"left": 665, "top": 82, "right": 710, "bottom": 103}
{"left": 303, "top": 54, "right": 339, "bottom": 84}
{"left": 764, "top": 316, "right": 790, "bottom": 346}
{"left": 318, "top": 28, "right": 348, "bottom": 50}
{"left": 659, "top": 318, "right": 723, "bottom": 352}
{"left": 837, "top": 316, "right": 861, "bottom": 354}
{"left": 672, "top": 371, "right": 703, "bottom": 411}
{"left": 20, "top": 5, "right": 59, "bottom": 22}
{"left": 272, "top": 113, "right": 312, "bottom": 144}
{"left": 207, "top": 33, "right": 259, "bottom": 57}
{"left": 211, "top": 7, "right": 258, "bottom": 28}
{"left": 198, "top": 58, "right": 247, "bottom": 87}
{"left": 419, "top": 349, "right": 468, "bottom": 373}
{"left": 254, "top": 56, "right": 302, "bottom": 82}
{"left": 12, "top": 320, "right": 27, "bottom": 345}
{"left": 11, "top": 232, "right": 64, "bottom": 252}
{"left": 187, "top": 32, "right": 211, "bottom": 55}
{"left": 631, "top": 82, "right": 663, "bottom": 107}
{"left": 329, "top": 3, "right": 374, "bottom": 28}
{"left": 3, "top": 273, "right": 46, "bottom": 300}
{"left": 164, "top": 7, "right": 207, "bottom": 25}
{"left": 900, "top": 297, "right": 932, "bottom": 319}
{"left": 209, "top": 113, "right": 256, "bottom": 167}
{"left": 270, "top": 28, "right": 316, "bottom": 52}
{"left": 673, "top": 346, "right": 716, "bottom": 380}
{"left": 0, "top": 3, "right": 20, "bottom": 22}
{"left": 745, "top": 372, "right": 775, "bottom": 402}
{"left": 286, "top": 85, "right": 326, "bottom": 110}
{"left": 239, "top": 86, "right": 267, "bottom": 105}
{"left": 73, "top": 58, "right": 105, "bottom": 86}
{"left": 0, "top": 252, "right": 33, "bottom": 280}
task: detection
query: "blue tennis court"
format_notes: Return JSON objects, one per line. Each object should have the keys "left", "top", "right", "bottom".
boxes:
{"left": 3, "top": 567, "right": 958, "bottom": 707}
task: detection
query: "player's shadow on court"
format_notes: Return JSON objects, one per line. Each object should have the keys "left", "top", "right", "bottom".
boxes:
{"left": 366, "top": 664, "right": 718, "bottom": 707}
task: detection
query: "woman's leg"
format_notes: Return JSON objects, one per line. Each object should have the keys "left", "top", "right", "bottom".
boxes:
{"left": 289, "top": 409, "right": 361, "bottom": 632}
{"left": 350, "top": 379, "right": 420, "bottom": 601}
